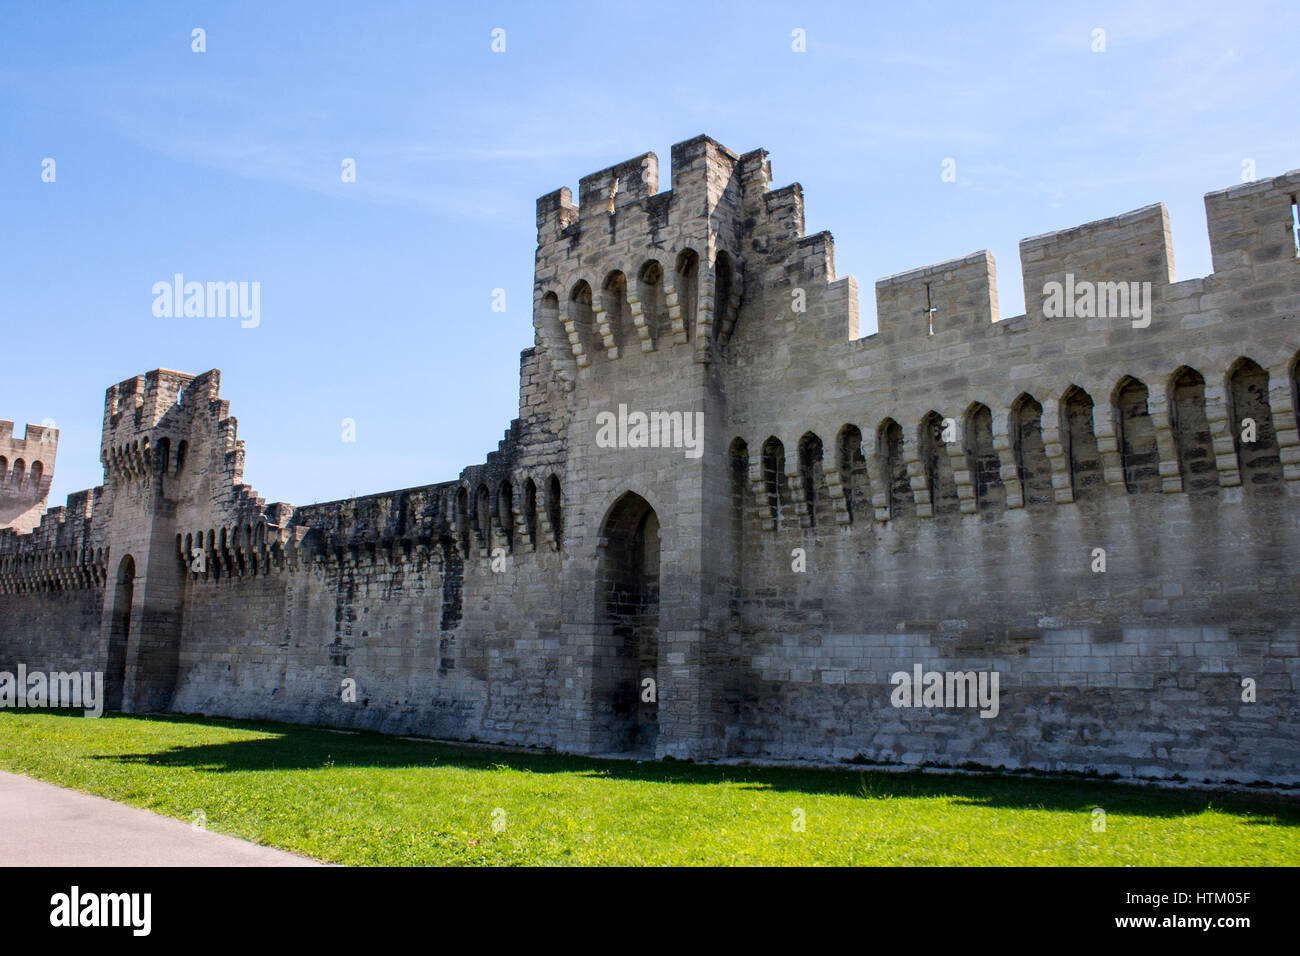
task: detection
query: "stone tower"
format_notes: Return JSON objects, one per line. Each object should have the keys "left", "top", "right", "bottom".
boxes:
{"left": 0, "top": 420, "right": 57, "bottom": 533}
{"left": 96, "top": 369, "right": 266, "bottom": 711}
{"left": 532, "top": 136, "right": 792, "bottom": 757}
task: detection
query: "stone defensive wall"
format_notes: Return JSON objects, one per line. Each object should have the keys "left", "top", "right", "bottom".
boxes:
{"left": 1, "top": 135, "right": 1296, "bottom": 783}
{"left": 716, "top": 162, "right": 1300, "bottom": 780}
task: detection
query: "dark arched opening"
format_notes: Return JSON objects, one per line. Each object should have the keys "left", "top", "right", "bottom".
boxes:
{"left": 1061, "top": 386, "right": 1103, "bottom": 501}
{"left": 878, "top": 419, "right": 913, "bottom": 518}
{"left": 1170, "top": 366, "right": 1219, "bottom": 494}
{"left": 919, "top": 411, "right": 960, "bottom": 517}
{"left": 1011, "top": 394, "right": 1054, "bottom": 508}
{"left": 522, "top": 478, "right": 538, "bottom": 550}
{"left": 1113, "top": 376, "right": 1161, "bottom": 494}
{"left": 602, "top": 271, "right": 630, "bottom": 355}
{"left": 1227, "top": 357, "right": 1284, "bottom": 489}
{"left": 963, "top": 403, "right": 1005, "bottom": 512}
{"left": 797, "top": 432, "right": 831, "bottom": 527}
{"left": 760, "top": 437, "right": 789, "bottom": 529}
{"left": 598, "top": 492, "right": 660, "bottom": 754}
{"left": 637, "top": 260, "right": 667, "bottom": 346}
{"left": 675, "top": 249, "right": 699, "bottom": 343}
{"left": 545, "top": 475, "right": 563, "bottom": 550}
{"left": 837, "top": 425, "right": 869, "bottom": 524}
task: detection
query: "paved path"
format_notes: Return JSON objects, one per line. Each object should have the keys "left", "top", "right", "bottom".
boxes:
{"left": 0, "top": 771, "right": 321, "bottom": 866}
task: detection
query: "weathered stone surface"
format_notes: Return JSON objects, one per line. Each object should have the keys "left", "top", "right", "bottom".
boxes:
{"left": 2, "top": 137, "right": 1298, "bottom": 784}
{"left": 0, "top": 421, "right": 57, "bottom": 533}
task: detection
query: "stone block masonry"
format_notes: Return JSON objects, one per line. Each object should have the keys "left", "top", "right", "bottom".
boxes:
{"left": 2, "top": 136, "right": 1298, "bottom": 784}
{"left": 0, "top": 420, "right": 58, "bottom": 534}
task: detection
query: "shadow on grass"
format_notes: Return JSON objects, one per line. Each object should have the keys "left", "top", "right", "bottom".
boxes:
{"left": 32, "top": 710, "right": 1296, "bottom": 826}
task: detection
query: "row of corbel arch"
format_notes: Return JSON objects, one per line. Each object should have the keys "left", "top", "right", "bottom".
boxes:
{"left": 736, "top": 353, "right": 1300, "bottom": 530}
{"left": 450, "top": 472, "right": 565, "bottom": 559}
{"left": 174, "top": 469, "right": 570, "bottom": 582}
{"left": 0, "top": 544, "right": 106, "bottom": 593}
{"left": 538, "top": 248, "right": 742, "bottom": 381}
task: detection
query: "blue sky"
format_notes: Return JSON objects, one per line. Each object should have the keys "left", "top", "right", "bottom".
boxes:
{"left": 2, "top": 1, "right": 1295, "bottom": 510}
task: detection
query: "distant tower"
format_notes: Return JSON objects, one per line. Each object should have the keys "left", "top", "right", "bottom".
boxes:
{"left": 97, "top": 368, "right": 199, "bottom": 713}
{"left": 0, "top": 419, "right": 58, "bottom": 532}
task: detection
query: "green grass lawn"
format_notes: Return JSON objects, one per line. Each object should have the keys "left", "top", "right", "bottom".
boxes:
{"left": 1, "top": 710, "right": 1297, "bottom": 866}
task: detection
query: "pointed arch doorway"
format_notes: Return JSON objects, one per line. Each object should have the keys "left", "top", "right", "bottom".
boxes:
{"left": 598, "top": 492, "right": 660, "bottom": 754}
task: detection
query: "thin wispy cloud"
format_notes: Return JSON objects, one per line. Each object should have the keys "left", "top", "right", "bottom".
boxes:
{"left": 2, "top": 0, "right": 1294, "bottom": 507}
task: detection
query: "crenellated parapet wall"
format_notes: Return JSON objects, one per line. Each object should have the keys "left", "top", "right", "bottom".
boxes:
{"left": 0, "top": 414, "right": 99, "bottom": 596}
{"left": 0, "top": 419, "right": 59, "bottom": 533}
{"left": 0, "top": 487, "right": 105, "bottom": 594}
{"left": 168, "top": 343, "right": 573, "bottom": 598}
{"left": 875, "top": 250, "right": 1000, "bottom": 340}
{"left": 531, "top": 140, "right": 1296, "bottom": 402}
{"left": 534, "top": 136, "right": 766, "bottom": 378}
{"left": 726, "top": 166, "right": 1300, "bottom": 534}
{"left": 156, "top": 344, "right": 576, "bottom": 741}
{"left": 100, "top": 368, "right": 267, "bottom": 514}
{"left": 704, "top": 154, "right": 1300, "bottom": 779}
{"left": 3, "top": 136, "right": 1297, "bottom": 780}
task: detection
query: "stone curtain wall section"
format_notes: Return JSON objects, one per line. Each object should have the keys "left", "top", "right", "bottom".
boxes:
{"left": 0, "top": 135, "right": 1296, "bottom": 782}
{"left": 167, "top": 515, "right": 572, "bottom": 745}
{"left": 0, "top": 486, "right": 105, "bottom": 673}
{"left": 167, "top": 343, "right": 575, "bottom": 744}
{"left": 724, "top": 160, "right": 1300, "bottom": 782}
{"left": 165, "top": 402, "right": 569, "bottom": 744}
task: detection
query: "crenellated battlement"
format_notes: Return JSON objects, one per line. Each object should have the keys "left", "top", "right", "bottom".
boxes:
{"left": 534, "top": 137, "right": 1300, "bottom": 388}
{"left": 1205, "top": 169, "right": 1300, "bottom": 276}
{"left": 0, "top": 418, "right": 59, "bottom": 533}
{"left": 103, "top": 368, "right": 199, "bottom": 436}
{"left": 577, "top": 151, "right": 659, "bottom": 221}
{"left": 720, "top": 153, "right": 1300, "bottom": 545}
{"left": 1018, "top": 202, "right": 1174, "bottom": 321}
{"left": 863, "top": 199, "right": 1177, "bottom": 347}
{"left": 0, "top": 419, "right": 59, "bottom": 455}
{"left": 0, "top": 485, "right": 104, "bottom": 594}
{"left": 5, "top": 137, "right": 1299, "bottom": 781}
{"left": 533, "top": 135, "right": 824, "bottom": 375}
{"left": 875, "top": 250, "right": 999, "bottom": 340}
{"left": 97, "top": 367, "right": 266, "bottom": 521}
